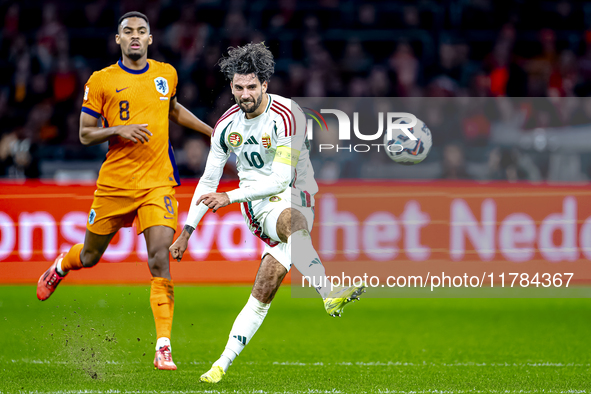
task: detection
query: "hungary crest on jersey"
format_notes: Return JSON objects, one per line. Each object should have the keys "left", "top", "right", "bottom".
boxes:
{"left": 262, "top": 133, "right": 271, "bottom": 149}
{"left": 229, "top": 132, "right": 243, "bottom": 147}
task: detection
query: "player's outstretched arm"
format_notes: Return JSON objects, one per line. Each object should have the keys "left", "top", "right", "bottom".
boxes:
{"left": 225, "top": 157, "right": 292, "bottom": 204}
{"left": 79, "top": 112, "right": 152, "bottom": 146}
{"left": 172, "top": 130, "right": 230, "bottom": 262}
{"left": 169, "top": 98, "right": 213, "bottom": 137}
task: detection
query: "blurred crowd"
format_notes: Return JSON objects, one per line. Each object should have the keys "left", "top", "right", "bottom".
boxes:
{"left": 2, "top": 0, "right": 591, "bottom": 182}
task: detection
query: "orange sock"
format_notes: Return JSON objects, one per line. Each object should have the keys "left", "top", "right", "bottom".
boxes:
{"left": 60, "top": 244, "right": 84, "bottom": 272}
{"left": 150, "top": 277, "right": 175, "bottom": 340}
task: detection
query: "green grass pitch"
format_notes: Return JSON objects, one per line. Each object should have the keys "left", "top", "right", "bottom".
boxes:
{"left": 0, "top": 285, "right": 590, "bottom": 393}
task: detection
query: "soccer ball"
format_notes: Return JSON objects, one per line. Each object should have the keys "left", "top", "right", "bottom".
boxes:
{"left": 384, "top": 117, "right": 432, "bottom": 165}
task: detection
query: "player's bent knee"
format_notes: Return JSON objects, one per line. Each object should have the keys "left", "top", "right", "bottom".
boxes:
{"left": 290, "top": 209, "right": 308, "bottom": 232}
{"left": 277, "top": 208, "right": 308, "bottom": 241}
{"left": 148, "top": 247, "right": 170, "bottom": 263}
{"left": 147, "top": 248, "right": 171, "bottom": 276}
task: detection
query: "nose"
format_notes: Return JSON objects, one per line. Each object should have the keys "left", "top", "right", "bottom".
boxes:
{"left": 241, "top": 90, "right": 250, "bottom": 100}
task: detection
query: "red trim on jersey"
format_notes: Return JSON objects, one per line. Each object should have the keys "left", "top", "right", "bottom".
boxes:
{"left": 292, "top": 168, "right": 298, "bottom": 188}
{"left": 242, "top": 202, "right": 254, "bottom": 227}
{"left": 303, "top": 191, "right": 312, "bottom": 207}
{"left": 212, "top": 105, "right": 239, "bottom": 136}
{"left": 242, "top": 202, "right": 280, "bottom": 247}
{"left": 271, "top": 103, "right": 292, "bottom": 136}
{"left": 271, "top": 105, "right": 292, "bottom": 137}
{"left": 218, "top": 104, "right": 239, "bottom": 124}
{"left": 271, "top": 105, "right": 290, "bottom": 137}
{"left": 273, "top": 101, "right": 296, "bottom": 136}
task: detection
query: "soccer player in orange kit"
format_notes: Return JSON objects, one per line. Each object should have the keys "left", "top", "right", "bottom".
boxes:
{"left": 36, "top": 11, "right": 212, "bottom": 370}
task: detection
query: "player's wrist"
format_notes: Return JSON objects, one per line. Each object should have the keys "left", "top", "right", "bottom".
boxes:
{"left": 181, "top": 225, "right": 195, "bottom": 238}
{"left": 226, "top": 189, "right": 246, "bottom": 204}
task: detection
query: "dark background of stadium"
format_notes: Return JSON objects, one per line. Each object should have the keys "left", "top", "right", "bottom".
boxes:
{"left": 1, "top": 0, "right": 591, "bottom": 182}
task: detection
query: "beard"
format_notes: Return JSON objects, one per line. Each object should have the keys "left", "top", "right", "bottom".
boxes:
{"left": 237, "top": 90, "right": 263, "bottom": 114}
{"left": 127, "top": 51, "right": 142, "bottom": 61}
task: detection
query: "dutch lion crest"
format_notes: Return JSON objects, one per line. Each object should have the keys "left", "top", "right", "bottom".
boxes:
{"left": 154, "top": 77, "right": 169, "bottom": 95}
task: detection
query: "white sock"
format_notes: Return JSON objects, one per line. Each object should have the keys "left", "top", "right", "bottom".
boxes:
{"left": 213, "top": 349, "right": 237, "bottom": 373}
{"left": 213, "top": 294, "right": 270, "bottom": 372}
{"left": 288, "top": 229, "right": 331, "bottom": 298}
{"left": 156, "top": 337, "right": 171, "bottom": 350}
{"left": 56, "top": 257, "right": 67, "bottom": 276}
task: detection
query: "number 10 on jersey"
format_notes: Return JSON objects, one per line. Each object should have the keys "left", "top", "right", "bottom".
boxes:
{"left": 244, "top": 152, "right": 264, "bottom": 169}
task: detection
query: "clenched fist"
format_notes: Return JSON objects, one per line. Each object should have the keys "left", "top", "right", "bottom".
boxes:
{"left": 169, "top": 228, "right": 192, "bottom": 262}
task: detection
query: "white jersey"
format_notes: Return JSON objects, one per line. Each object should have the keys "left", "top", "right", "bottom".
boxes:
{"left": 185, "top": 93, "right": 318, "bottom": 229}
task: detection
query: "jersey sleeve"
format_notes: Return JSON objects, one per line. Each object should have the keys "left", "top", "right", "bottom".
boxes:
{"left": 274, "top": 100, "right": 307, "bottom": 166}
{"left": 170, "top": 65, "right": 178, "bottom": 100}
{"left": 81, "top": 72, "right": 104, "bottom": 119}
{"left": 184, "top": 127, "right": 231, "bottom": 229}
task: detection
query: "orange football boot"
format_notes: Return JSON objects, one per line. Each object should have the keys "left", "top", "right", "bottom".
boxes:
{"left": 154, "top": 345, "right": 177, "bottom": 370}
{"left": 37, "top": 253, "right": 67, "bottom": 301}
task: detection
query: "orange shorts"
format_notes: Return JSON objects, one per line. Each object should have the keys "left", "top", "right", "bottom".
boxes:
{"left": 86, "top": 185, "right": 178, "bottom": 235}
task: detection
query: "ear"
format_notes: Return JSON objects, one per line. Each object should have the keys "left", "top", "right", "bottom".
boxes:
{"left": 115, "top": 34, "right": 120, "bottom": 45}
{"left": 148, "top": 34, "right": 153, "bottom": 46}
{"left": 261, "top": 81, "right": 268, "bottom": 94}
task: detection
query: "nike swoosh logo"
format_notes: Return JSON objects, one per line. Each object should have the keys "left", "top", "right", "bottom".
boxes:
{"left": 157, "top": 303, "right": 168, "bottom": 306}
{"left": 164, "top": 216, "right": 174, "bottom": 219}
{"left": 116, "top": 87, "right": 129, "bottom": 93}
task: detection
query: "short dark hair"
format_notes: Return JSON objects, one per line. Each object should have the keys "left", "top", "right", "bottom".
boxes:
{"left": 118, "top": 11, "right": 150, "bottom": 33}
{"left": 218, "top": 42, "right": 275, "bottom": 84}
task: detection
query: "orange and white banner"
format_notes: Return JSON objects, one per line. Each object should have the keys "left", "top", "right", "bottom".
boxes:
{"left": 1, "top": 181, "right": 591, "bottom": 284}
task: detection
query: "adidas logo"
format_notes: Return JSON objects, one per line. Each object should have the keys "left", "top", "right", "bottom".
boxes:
{"left": 309, "top": 258, "right": 321, "bottom": 267}
{"left": 233, "top": 335, "right": 247, "bottom": 345}
{"left": 244, "top": 136, "right": 258, "bottom": 145}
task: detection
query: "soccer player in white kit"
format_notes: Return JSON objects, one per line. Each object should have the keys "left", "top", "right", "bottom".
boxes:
{"left": 169, "top": 43, "right": 365, "bottom": 383}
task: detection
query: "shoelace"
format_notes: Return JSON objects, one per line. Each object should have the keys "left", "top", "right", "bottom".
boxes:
{"left": 46, "top": 271, "right": 61, "bottom": 287}
{"left": 159, "top": 345, "right": 172, "bottom": 362}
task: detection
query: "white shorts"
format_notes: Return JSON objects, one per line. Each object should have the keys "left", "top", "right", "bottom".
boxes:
{"left": 239, "top": 189, "right": 315, "bottom": 271}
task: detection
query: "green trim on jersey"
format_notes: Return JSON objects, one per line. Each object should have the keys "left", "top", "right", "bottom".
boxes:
{"left": 264, "top": 94, "right": 272, "bottom": 113}
{"left": 219, "top": 121, "right": 233, "bottom": 154}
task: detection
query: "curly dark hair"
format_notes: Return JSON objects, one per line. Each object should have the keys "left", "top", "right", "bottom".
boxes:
{"left": 218, "top": 42, "right": 275, "bottom": 83}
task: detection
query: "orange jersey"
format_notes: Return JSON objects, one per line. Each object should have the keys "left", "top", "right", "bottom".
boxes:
{"left": 82, "top": 59, "right": 179, "bottom": 189}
